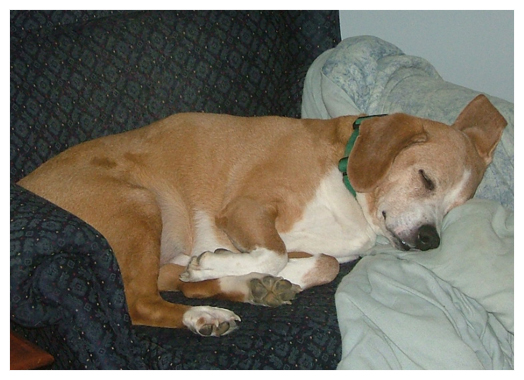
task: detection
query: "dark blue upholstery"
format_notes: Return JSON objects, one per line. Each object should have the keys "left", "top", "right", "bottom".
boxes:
{"left": 10, "top": 10, "right": 351, "bottom": 369}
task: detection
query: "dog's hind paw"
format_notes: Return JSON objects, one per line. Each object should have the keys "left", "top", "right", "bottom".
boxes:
{"left": 248, "top": 275, "right": 301, "bottom": 307}
{"left": 183, "top": 306, "right": 241, "bottom": 337}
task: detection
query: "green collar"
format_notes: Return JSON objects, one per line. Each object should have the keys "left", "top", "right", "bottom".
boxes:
{"left": 338, "top": 114, "right": 388, "bottom": 197}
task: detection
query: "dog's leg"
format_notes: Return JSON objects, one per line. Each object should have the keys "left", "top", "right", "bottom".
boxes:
{"left": 160, "top": 253, "right": 339, "bottom": 306}
{"left": 160, "top": 263, "right": 301, "bottom": 307}
{"left": 65, "top": 182, "right": 239, "bottom": 336}
{"left": 277, "top": 252, "right": 340, "bottom": 290}
{"left": 180, "top": 197, "right": 289, "bottom": 282}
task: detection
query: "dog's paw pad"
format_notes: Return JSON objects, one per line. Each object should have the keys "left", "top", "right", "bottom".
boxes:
{"left": 183, "top": 306, "right": 241, "bottom": 337}
{"left": 249, "top": 276, "right": 301, "bottom": 307}
{"left": 198, "top": 321, "right": 232, "bottom": 337}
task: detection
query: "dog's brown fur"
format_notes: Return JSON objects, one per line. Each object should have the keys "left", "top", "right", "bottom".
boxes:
{"left": 18, "top": 95, "right": 506, "bottom": 336}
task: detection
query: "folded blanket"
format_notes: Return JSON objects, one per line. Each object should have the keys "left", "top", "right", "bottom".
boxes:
{"left": 335, "top": 199, "right": 514, "bottom": 369}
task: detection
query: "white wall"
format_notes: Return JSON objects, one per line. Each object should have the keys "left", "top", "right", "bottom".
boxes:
{"left": 339, "top": 10, "right": 514, "bottom": 103}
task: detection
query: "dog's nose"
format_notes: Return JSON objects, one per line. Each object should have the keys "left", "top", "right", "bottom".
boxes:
{"left": 415, "top": 224, "right": 440, "bottom": 251}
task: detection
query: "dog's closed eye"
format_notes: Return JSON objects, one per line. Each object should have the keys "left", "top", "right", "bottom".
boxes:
{"left": 419, "top": 169, "right": 435, "bottom": 191}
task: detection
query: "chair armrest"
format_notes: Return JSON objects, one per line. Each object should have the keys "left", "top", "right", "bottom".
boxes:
{"left": 11, "top": 184, "right": 123, "bottom": 323}
{"left": 10, "top": 184, "right": 144, "bottom": 368}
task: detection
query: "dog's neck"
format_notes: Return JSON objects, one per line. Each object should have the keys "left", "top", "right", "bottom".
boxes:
{"left": 338, "top": 114, "right": 388, "bottom": 197}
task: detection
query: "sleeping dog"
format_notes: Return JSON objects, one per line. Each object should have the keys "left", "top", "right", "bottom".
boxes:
{"left": 18, "top": 95, "right": 506, "bottom": 336}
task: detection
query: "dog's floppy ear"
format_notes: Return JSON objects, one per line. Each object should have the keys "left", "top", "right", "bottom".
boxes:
{"left": 347, "top": 114, "right": 428, "bottom": 193}
{"left": 453, "top": 94, "right": 507, "bottom": 165}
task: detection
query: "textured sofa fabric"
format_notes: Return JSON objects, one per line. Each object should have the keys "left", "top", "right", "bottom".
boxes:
{"left": 11, "top": 10, "right": 340, "bottom": 182}
{"left": 10, "top": 10, "right": 347, "bottom": 369}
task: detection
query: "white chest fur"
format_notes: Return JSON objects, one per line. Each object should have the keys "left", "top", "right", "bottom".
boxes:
{"left": 280, "top": 167, "right": 376, "bottom": 263}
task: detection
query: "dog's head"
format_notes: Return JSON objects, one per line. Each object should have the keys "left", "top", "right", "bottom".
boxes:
{"left": 347, "top": 95, "right": 507, "bottom": 251}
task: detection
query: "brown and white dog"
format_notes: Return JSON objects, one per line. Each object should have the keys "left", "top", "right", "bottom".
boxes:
{"left": 18, "top": 95, "right": 506, "bottom": 336}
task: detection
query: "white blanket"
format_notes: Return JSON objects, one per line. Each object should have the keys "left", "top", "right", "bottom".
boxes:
{"left": 335, "top": 199, "right": 514, "bottom": 369}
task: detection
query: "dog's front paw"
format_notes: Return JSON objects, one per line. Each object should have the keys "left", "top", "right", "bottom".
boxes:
{"left": 179, "top": 250, "right": 213, "bottom": 282}
{"left": 248, "top": 275, "right": 301, "bottom": 307}
{"left": 183, "top": 306, "right": 241, "bottom": 337}
{"left": 179, "top": 248, "right": 287, "bottom": 282}
{"left": 179, "top": 249, "right": 235, "bottom": 282}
